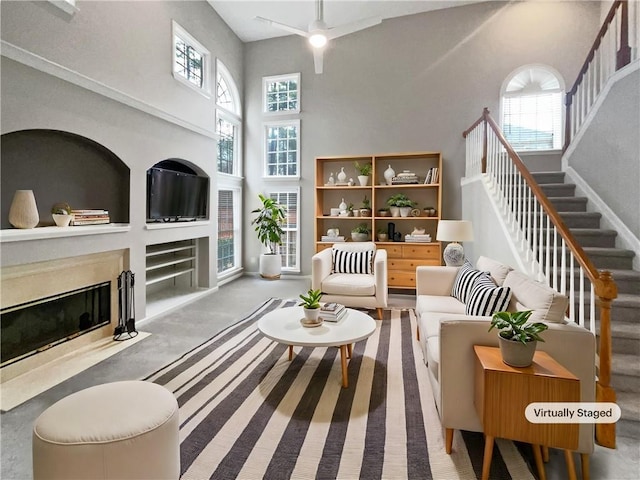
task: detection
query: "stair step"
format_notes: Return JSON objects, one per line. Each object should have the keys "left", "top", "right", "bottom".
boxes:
{"left": 597, "top": 313, "right": 640, "bottom": 355}
{"left": 540, "top": 183, "right": 576, "bottom": 197}
{"left": 611, "top": 353, "right": 640, "bottom": 392}
{"left": 553, "top": 269, "right": 640, "bottom": 295}
{"left": 549, "top": 197, "right": 588, "bottom": 211}
{"left": 531, "top": 171, "right": 566, "bottom": 184}
{"left": 572, "top": 293, "right": 640, "bottom": 325}
{"left": 538, "top": 228, "right": 618, "bottom": 248}
{"left": 616, "top": 391, "right": 640, "bottom": 422}
{"left": 559, "top": 212, "right": 602, "bottom": 228}
{"left": 542, "top": 246, "right": 635, "bottom": 270}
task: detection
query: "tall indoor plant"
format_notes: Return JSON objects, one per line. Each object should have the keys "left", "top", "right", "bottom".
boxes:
{"left": 251, "top": 193, "right": 287, "bottom": 279}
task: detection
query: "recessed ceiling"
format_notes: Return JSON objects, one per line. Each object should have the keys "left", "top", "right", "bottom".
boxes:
{"left": 207, "top": 1, "right": 485, "bottom": 43}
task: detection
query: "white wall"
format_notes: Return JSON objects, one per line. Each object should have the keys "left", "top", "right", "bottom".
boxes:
{"left": 243, "top": 0, "right": 602, "bottom": 275}
{"left": 1, "top": 0, "right": 244, "bottom": 319}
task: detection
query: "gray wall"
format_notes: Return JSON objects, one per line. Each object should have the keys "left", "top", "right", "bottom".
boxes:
{"left": 1, "top": 0, "right": 244, "bottom": 319}
{"left": 566, "top": 65, "right": 640, "bottom": 239}
{"left": 243, "top": 0, "right": 602, "bottom": 275}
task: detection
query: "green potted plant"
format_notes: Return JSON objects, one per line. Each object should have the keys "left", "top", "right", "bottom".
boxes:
{"left": 387, "top": 194, "right": 414, "bottom": 217}
{"left": 376, "top": 228, "right": 388, "bottom": 242}
{"left": 488, "top": 310, "right": 548, "bottom": 367}
{"left": 251, "top": 193, "right": 286, "bottom": 279}
{"left": 51, "top": 203, "right": 73, "bottom": 227}
{"left": 359, "top": 195, "right": 372, "bottom": 217}
{"left": 351, "top": 223, "right": 370, "bottom": 242}
{"left": 299, "top": 288, "right": 323, "bottom": 324}
{"left": 354, "top": 161, "right": 373, "bottom": 186}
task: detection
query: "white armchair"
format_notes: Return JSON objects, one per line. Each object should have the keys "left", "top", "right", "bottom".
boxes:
{"left": 312, "top": 242, "right": 387, "bottom": 319}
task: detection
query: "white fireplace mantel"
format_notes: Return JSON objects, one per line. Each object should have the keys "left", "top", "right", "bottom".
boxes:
{"left": 0, "top": 224, "right": 130, "bottom": 243}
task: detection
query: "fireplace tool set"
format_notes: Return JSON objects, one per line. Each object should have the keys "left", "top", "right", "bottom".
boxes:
{"left": 115, "top": 270, "right": 138, "bottom": 341}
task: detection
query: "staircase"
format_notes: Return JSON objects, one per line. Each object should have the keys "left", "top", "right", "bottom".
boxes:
{"left": 532, "top": 171, "right": 640, "bottom": 439}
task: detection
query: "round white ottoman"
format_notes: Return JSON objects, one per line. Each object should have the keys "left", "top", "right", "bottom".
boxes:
{"left": 33, "top": 381, "right": 179, "bottom": 480}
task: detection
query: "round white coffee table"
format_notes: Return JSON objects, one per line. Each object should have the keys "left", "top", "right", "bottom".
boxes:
{"left": 257, "top": 306, "right": 377, "bottom": 388}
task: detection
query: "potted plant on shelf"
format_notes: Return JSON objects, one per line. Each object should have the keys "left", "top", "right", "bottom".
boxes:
{"left": 387, "top": 194, "right": 414, "bottom": 217}
{"left": 359, "top": 195, "right": 372, "bottom": 217}
{"left": 423, "top": 206, "right": 437, "bottom": 217}
{"left": 488, "top": 310, "right": 549, "bottom": 367}
{"left": 377, "top": 207, "right": 390, "bottom": 217}
{"left": 376, "top": 228, "right": 388, "bottom": 242}
{"left": 351, "top": 223, "right": 370, "bottom": 242}
{"left": 51, "top": 203, "right": 73, "bottom": 227}
{"left": 299, "top": 288, "right": 323, "bottom": 325}
{"left": 251, "top": 193, "right": 286, "bottom": 279}
{"left": 354, "top": 161, "right": 373, "bottom": 186}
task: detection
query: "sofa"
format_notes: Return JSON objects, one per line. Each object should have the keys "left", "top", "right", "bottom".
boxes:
{"left": 415, "top": 256, "right": 596, "bottom": 472}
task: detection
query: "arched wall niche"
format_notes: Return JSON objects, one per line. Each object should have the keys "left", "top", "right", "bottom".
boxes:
{"left": 1, "top": 129, "right": 130, "bottom": 229}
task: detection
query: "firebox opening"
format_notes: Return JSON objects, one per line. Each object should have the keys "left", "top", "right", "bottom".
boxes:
{"left": 1, "top": 282, "right": 111, "bottom": 367}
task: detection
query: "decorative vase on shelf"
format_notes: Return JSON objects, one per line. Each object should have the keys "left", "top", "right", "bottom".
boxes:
{"left": 52, "top": 214, "right": 72, "bottom": 227}
{"left": 338, "top": 198, "right": 347, "bottom": 214}
{"left": 8, "top": 190, "right": 39, "bottom": 229}
{"left": 384, "top": 165, "right": 395, "bottom": 185}
{"left": 337, "top": 167, "right": 347, "bottom": 183}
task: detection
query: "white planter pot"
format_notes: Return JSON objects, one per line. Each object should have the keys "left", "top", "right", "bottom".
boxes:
{"left": 399, "top": 207, "right": 412, "bottom": 217}
{"left": 52, "top": 214, "right": 72, "bottom": 227}
{"left": 357, "top": 175, "right": 369, "bottom": 186}
{"left": 259, "top": 253, "right": 282, "bottom": 279}
{"left": 389, "top": 206, "right": 400, "bottom": 217}
{"left": 351, "top": 232, "right": 368, "bottom": 242}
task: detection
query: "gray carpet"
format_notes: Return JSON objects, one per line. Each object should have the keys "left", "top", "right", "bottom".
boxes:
{"left": 147, "top": 298, "right": 534, "bottom": 480}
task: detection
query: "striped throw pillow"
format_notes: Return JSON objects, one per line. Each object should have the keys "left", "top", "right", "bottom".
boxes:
{"left": 465, "top": 274, "right": 512, "bottom": 316}
{"left": 451, "top": 260, "right": 485, "bottom": 304}
{"left": 332, "top": 249, "right": 374, "bottom": 274}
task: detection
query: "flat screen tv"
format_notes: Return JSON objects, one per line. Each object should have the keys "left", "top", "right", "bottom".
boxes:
{"left": 147, "top": 167, "right": 208, "bottom": 222}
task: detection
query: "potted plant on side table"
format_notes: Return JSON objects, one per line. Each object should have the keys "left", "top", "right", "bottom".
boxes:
{"left": 251, "top": 193, "right": 286, "bottom": 279}
{"left": 488, "top": 310, "right": 548, "bottom": 367}
{"left": 299, "top": 288, "right": 323, "bottom": 326}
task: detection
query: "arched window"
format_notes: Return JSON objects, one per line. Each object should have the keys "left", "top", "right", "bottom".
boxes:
{"left": 216, "top": 60, "right": 242, "bottom": 278}
{"left": 501, "top": 65, "right": 565, "bottom": 151}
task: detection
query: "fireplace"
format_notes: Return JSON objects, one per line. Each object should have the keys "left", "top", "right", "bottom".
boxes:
{"left": 1, "top": 282, "right": 111, "bottom": 366}
{"left": 0, "top": 250, "right": 124, "bottom": 382}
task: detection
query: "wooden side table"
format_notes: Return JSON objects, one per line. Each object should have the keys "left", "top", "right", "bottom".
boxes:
{"left": 473, "top": 345, "right": 580, "bottom": 480}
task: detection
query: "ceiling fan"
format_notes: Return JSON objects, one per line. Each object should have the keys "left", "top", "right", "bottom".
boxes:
{"left": 255, "top": 0, "right": 382, "bottom": 74}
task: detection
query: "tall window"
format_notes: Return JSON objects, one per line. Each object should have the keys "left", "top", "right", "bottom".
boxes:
{"left": 264, "top": 120, "right": 300, "bottom": 178}
{"left": 172, "top": 21, "right": 210, "bottom": 95}
{"left": 216, "top": 60, "right": 242, "bottom": 277}
{"left": 501, "top": 65, "right": 564, "bottom": 151}
{"left": 270, "top": 190, "right": 300, "bottom": 272}
{"left": 263, "top": 73, "right": 300, "bottom": 114}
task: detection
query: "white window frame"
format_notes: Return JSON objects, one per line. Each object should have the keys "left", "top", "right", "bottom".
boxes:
{"left": 500, "top": 64, "right": 565, "bottom": 153}
{"left": 216, "top": 60, "right": 242, "bottom": 177}
{"left": 262, "top": 73, "right": 301, "bottom": 115}
{"left": 217, "top": 180, "right": 243, "bottom": 279}
{"left": 263, "top": 119, "right": 300, "bottom": 179}
{"left": 172, "top": 21, "right": 211, "bottom": 97}
{"left": 267, "top": 188, "right": 300, "bottom": 273}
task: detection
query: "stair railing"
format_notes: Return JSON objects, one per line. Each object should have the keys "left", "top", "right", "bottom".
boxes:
{"left": 463, "top": 108, "right": 618, "bottom": 448}
{"left": 564, "top": 0, "right": 637, "bottom": 151}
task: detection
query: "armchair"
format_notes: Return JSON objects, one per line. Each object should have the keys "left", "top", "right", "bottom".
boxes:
{"left": 312, "top": 242, "right": 387, "bottom": 319}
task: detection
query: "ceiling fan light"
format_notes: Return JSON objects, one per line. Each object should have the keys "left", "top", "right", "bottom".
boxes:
{"left": 309, "top": 33, "right": 327, "bottom": 48}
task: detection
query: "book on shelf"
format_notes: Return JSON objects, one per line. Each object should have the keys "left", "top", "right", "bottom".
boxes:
{"left": 72, "top": 218, "right": 110, "bottom": 225}
{"left": 424, "top": 167, "right": 439, "bottom": 184}
{"left": 321, "top": 236, "right": 345, "bottom": 242}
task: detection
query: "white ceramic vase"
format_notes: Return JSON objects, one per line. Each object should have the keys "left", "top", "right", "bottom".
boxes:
{"left": 337, "top": 167, "right": 347, "bottom": 183}
{"left": 384, "top": 165, "right": 395, "bottom": 185}
{"left": 52, "top": 213, "right": 73, "bottom": 227}
{"left": 8, "top": 190, "right": 39, "bottom": 229}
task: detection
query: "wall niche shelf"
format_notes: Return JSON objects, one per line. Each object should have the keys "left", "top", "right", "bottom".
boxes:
{"left": 0, "top": 224, "right": 130, "bottom": 243}
{"left": 145, "top": 220, "right": 210, "bottom": 230}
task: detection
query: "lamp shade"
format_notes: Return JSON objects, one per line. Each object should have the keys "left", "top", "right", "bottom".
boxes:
{"left": 436, "top": 220, "right": 474, "bottom": 242}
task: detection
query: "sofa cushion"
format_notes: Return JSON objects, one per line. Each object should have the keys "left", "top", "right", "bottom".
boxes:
{"left": 420, "top": 311, "right": 490, "bottom": 339}
{"left": 416, "top": 295, "right": 465, "bottom": 318}
{"left": 321, "top": 273, "right": 376, "bottom": 296}
{"left": 503, "top": 271, "right": 569, "bottom": 323}
{"left": 465, "top": 274, "right": 512, "bottom": 316}
{"left": 451, "top": 260, "right": 486, "bottom": 304}
{"left": 332, "top": 248, "right": 374, "bottom": 274}
{"left": 476, "top": 256, "right": 513, "bottom": 286}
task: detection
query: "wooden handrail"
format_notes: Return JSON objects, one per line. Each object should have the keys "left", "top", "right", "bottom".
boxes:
{"left": 466, "top": 109, "right": 619, "bottom": 448}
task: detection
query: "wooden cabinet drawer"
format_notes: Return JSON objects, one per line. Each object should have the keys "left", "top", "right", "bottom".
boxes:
{"left": 388, "top": 271, "right": 417, "bottom": 287}
{"left": 388, "top": 259, "right": 438, "bottom": 271}
{"left": 401, "top": 244, "right": 440, "bottom": 260}
{"left": 383, "top": 245, "right": 403, "bottom": 258}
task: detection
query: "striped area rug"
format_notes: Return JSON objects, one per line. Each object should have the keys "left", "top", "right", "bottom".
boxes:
{"left": 146, "top": 298, "right": 535, "bottom": 480}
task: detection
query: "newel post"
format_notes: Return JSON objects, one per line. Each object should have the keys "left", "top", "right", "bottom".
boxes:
{"left": 563, "top": 92, "right": 573, "bottom": 152}
{"left": 616, "top": 0, "right": 631, "bottom": 70}
{"left": 594, "top": 270, "right": 618, "bottom": 448}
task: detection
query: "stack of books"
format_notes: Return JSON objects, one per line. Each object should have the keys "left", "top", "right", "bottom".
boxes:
{"left": 321, "top": 235, "right": 346, "bottom": 242}
{"left": 405, "top": 234, "right": 432, "bottom": 243}
{"left": 319, "top": 302, "right": 348, "bottom": 322}
{"left": 424, "top": 167, "right": 439, "bottom": 184}
{"left": 391, "top": 171, "right": 419, "bottom": 184}
{"left": 72, "top": 209, "right": 110, "bottom": 225}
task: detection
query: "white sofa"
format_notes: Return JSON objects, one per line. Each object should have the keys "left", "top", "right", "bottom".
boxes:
{"left": 312, "top": 242, "right": 387, "bottom": 320}
{"left": 415, "top": 256, "right": 596, "bottom": 472}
